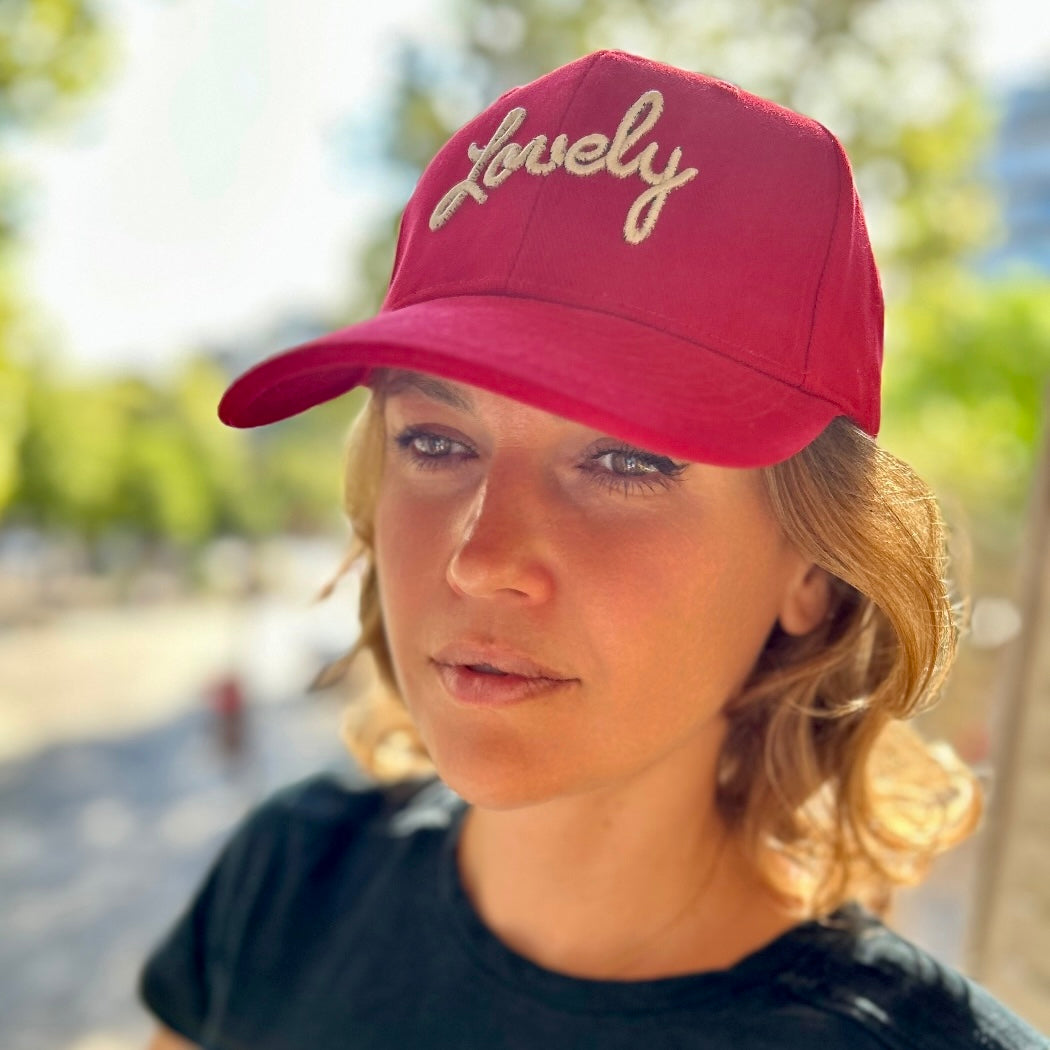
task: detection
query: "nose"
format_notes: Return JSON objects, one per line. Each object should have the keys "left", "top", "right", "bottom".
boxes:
{"left": 446, "top": 465, "right": 556, "bottom": 604}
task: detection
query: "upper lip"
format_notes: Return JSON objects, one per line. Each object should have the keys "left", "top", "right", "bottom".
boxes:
{"left": 431, "top": 642, "right": 574, "bottom": 681}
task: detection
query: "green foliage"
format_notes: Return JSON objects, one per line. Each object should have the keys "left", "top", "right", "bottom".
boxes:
{"left": 258, "top": 390, "right": 366, "bottom": 535}
{"left": 0, "top": 342, "right": 26, "bottom": 506}
{"left": 0, "top": 0, "right": 113, "bottom": 133}
{"left": 164, "top": 358, "right": 265, "bottom": 539}
{"left": 0, "top": 0, "right": 115, "bottom": 521}
{"left": 882, "top": 276, "right": 1050, "bottom": 543}
{"left": 16, "top": 366, "right": 134, "bottom": 532}
{"left": 0, "top": 0, "right": 114, "bottom": 258}
{"left": 6, "top": 357, "right": 363, "bottom": 545}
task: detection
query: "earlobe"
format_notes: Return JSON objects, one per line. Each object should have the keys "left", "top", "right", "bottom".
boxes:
{"left": 778, "top": 562, "right": 833, "bottom": 636}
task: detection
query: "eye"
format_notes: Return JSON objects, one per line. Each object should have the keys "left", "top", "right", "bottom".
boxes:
{"left": 393, "top": 427, "right": 476, "bottom": 469}
{"left": 404, "top": 432, "right": 455, "bottom": 457}
{"left": 594, "top": 449, "right": 668, "bottom": 476}
{"left": 585, "top": 444, "right": 687, "bottom": 494}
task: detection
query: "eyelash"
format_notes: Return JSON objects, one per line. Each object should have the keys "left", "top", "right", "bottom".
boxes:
{"left": 392, "top": 427, "right": 686, "bottom": 495}
{"left": 583, "top": 446, "right": 687, "bottom": 495}
{"left": 394, "top": 428, "right": 477, "bottom": 470}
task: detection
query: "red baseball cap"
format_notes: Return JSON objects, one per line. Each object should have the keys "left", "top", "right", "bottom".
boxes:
{"left": 218, "top": 50, "right": 882, "bottom": 468}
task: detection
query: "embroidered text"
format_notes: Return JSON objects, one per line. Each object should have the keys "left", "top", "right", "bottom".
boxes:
{"left": 428, "top": 90, "right": 699, "bottom": 245}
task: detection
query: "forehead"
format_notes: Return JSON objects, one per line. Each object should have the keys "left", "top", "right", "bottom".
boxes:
{"left": 377, "top": 370, "right": 475, "bottom": 411}
{"left": 376, "top": 368, "right": 678, "bottom": 454}
{"left": 377, "top": 369, "right": 597, "bottom": 451}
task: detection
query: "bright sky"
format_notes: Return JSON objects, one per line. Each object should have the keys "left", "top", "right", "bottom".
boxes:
{"left": 14, "top": 0, "right": 1050, "bottom": 374}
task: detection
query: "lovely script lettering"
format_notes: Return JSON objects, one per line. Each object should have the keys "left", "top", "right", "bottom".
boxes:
{"left": 428, "top": 90, "right": 699, "bottom": 245}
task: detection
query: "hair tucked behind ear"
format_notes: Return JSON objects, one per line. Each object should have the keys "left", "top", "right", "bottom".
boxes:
{"left": 722, "top": 417, "right": 980, "bottom": 915}
{"left": 333, "top": 398, "right": 981, "bottom": 915}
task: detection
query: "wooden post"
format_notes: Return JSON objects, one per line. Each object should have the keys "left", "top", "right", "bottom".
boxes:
{"left": 967, "top": 386, "right": 1050, "bottom": 981}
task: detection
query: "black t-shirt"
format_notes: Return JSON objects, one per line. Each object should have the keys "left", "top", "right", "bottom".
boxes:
{"left": 140, "top": 774, "right": 1044, "bottom": 1049}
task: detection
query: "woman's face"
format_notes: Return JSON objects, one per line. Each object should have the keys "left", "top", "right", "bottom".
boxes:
{"left": 373, "top": 371, "right": 823, "bottom": 810}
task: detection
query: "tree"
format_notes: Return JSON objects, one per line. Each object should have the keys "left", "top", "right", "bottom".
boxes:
{"left": 0, "top": 0, "right": 112, "bottom": 133}
{"left": 881, "top": 274, "right": 1050, "bottom": 553}
{"left": 0, "top": 0, "right": 114, "bottom": 519}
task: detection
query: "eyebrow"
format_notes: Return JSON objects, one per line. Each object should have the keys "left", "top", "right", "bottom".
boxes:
{"left": 379, "top": 370, "right": 475, "bottom": 412}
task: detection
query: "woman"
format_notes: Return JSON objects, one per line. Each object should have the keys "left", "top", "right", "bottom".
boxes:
{"left": 141, "top": 51, "right": 1044, "bottom": 1048}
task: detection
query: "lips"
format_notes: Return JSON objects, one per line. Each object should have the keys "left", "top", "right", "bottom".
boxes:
{"left": 432, "top": 643, "right": 570, "bottom": 681}
{"left": 430, "top": 643, "right": 577, "bottom": 706}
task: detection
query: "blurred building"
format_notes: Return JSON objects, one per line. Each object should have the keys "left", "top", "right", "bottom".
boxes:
{"left": 207, "top": 308, "right": 333, "bottom": 380}
{"left": 982, "top": 74, "right": 1050, "bottom": 274}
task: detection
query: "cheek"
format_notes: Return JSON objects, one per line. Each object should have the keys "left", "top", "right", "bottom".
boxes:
{"left": 374, "top": 483, "right": 410, "bottom": 580}
{"left": 375, "top": 468, "right": 457, "bottom": 575}
{"left": 373, "top": 483, "right": 440, "bottom": 660}
{"left": 579, "top": 521, "right": 788, "bottom": 696}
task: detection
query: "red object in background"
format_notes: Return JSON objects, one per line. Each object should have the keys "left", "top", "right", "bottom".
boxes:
{"left": 209, "top": 672, "right": 247, "bottom": 758}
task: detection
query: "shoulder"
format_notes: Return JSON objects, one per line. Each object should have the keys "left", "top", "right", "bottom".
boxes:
{"left": 147, "top": 770, "right": 459, "bottom": 960}
{"left": 140, "top": 772, "right": 460, "bottom": 1039}
{"left": 775, "top": 904, "right": 1046, "bottom": 1050}
{"left": 235, "top": 770, "right": 399, "bottom": 839}
{"left": 216, "top": 771, "right": 458, "bottom": 879}
{"left": 253, "top": 770, "right": 462, "bottom": 836}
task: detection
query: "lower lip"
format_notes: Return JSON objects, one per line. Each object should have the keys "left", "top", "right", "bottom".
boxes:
{"left": 433, "top": 663, "right": 575, "bottom": 707}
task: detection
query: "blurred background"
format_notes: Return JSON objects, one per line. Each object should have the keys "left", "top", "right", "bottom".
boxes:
{"left": 1, "top": 0, "right": 1048, "bottom": 1046}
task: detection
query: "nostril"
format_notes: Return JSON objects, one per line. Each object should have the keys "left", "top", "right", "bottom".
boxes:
{"left": 446, "top": 523, "right": 554, "bottom": 602}
{"left": 444, "top": 473, "right": 556, "bottom": 602}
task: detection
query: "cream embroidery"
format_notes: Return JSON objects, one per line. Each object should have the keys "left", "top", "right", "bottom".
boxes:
{"left": 428, "top": 90, "right": 698, "bottom": 245}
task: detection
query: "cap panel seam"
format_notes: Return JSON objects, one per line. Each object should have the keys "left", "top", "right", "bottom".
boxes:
{"left": 801, "top": 122, "right": 847, "bottom": 387}
{"left": 504, "top": 52, "right": 608, "bottom": 286}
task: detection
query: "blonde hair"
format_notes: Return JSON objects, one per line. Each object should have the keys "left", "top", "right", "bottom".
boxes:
{"left": 331, "top": 394, "right": 980, "bottom": 917}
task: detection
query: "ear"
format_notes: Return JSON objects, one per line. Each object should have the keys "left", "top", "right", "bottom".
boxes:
{"left": 778, "top": 561, "right": 833, "bottom": 636}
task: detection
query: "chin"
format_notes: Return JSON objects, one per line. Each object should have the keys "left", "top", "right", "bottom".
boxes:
{"left": 403, "top": 685, "right": 625, "bottom": 811}
{"left": 420, "top": 726, "right": 584, "bottom": 812}
{"left": 430, "top": 747, "right": 560, "bottom": 811}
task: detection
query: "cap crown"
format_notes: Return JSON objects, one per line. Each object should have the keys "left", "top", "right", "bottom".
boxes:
{"left": 386, "top": 50, "right": 882, "bottom": 431}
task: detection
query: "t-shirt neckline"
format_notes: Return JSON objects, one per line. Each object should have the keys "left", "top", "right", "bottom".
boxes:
{"left": 433, "top": 799, "right": 850, "bottom": 1017}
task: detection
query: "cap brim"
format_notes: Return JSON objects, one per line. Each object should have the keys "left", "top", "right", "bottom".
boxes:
{"left": 218, "top": 295, "right": 843, "bottom": 468}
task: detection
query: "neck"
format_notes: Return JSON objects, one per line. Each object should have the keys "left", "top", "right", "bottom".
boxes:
{"left": 456, "top": 760, "right": 796, "bottom": 980}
